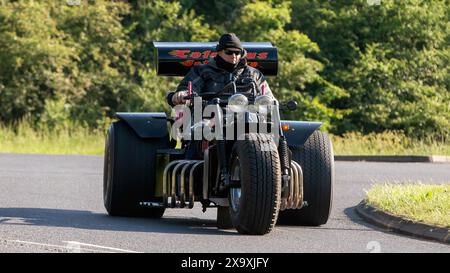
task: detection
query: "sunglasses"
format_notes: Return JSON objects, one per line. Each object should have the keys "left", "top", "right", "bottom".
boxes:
{"left": 224, "top": 49, "right": 242, "bottom": 56}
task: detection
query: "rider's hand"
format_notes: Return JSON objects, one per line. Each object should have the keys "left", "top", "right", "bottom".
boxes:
{"left": 172, "top": 90, "right": 189, "bottom": 105}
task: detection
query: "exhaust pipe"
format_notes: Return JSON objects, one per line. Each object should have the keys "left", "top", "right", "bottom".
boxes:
{"left": 162, "top": 160, "right": 203, "bottom": 208}
{"left": 280, "top": 160, "right": 304, "bottom": 211}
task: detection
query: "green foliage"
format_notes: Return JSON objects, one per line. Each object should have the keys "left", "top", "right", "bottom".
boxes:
{"left": 0, "top": 0, "right": 138, "bottom": 128}
{"left": 129, "top": 0, "right": 218, "bottom": 65}
{"left": 291, "top": 0, "right": 450, "bottom": 137}
{"left": 0, "top": 1, "right": 74, "bottom": 124}
{"left": 346, "top": 44, "right": 450, "bottom": 136}
{"left": 125, "top": 68, "right": 177, "bottom": 113}
{"left": 179, "top": 0, "right": 248, "bottom": 31}
{"left": 0, "top": 0, "right": 448, "bottom": 140}
{"left": 233, "top": 0, "right": 291, "bottom": 40}
{"left": 229, "top": 0, "right": 346, "bottom": 130}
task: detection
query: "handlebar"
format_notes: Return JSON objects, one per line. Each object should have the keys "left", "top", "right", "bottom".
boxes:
{"left": 182, "top": 80, "right": 259, "bottom": 101}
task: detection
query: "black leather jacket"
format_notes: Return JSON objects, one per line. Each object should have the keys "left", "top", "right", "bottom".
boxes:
{"left": 166, "top": 55, "right": 275, "bottom": 107}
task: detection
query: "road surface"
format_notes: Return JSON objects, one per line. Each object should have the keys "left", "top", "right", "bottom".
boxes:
{"left": 0, "top": 153, "right": 448, "bottom": 253}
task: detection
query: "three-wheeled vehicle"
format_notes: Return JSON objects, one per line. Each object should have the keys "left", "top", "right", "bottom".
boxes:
{"left": 103, "top": 42, "right": 334, "bottom": 235}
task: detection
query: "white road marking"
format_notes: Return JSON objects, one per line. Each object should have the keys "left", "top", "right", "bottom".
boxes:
{"left": 62, "top": 241, "right": 140, "bottom": 253}
{"left": 6, "top": 239, "right": 138, "bottom": 253}
{"left": 6, "top": 240, "right": 103, "bottom": 252}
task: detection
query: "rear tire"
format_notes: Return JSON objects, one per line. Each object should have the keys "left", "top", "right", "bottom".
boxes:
{"left": 103, "top": 121, "right": 166, "bottom": 218}
{"left": 216, "top": 206, "right": 233, "bottom": 229}
{"left": 229, "top": 133, "right": 281, "bottom": 235}
{"left": 277, "top": 131, "right": 334, "bottom": 226}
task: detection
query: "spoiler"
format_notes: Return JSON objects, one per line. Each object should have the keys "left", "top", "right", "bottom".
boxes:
{"left": 153, "top": 42, "right": 278, "bottom": 76}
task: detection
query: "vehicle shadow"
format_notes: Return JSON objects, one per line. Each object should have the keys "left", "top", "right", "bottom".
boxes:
{"left": 276, "top": 208, "right": 374, "bottom": 232}
{"left": 0, "top": 208, "right": 238, "bottom": 236}
{"left": 343, "top": 206, "right": 376, "bottom": 228}
{"left": 342, "top": 205, "right": 445, "bottom": 244}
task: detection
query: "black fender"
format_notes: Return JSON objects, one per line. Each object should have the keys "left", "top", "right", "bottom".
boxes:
{"left": 281, "top": 120, "right": 322, "bottom": 147}
{"left": 116, "top": 112, "right": 169, "bottom": 139}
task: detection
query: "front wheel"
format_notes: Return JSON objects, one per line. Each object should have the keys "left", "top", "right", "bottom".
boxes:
{"left": 229, "top": 133, "right": 281, "bottom": 235}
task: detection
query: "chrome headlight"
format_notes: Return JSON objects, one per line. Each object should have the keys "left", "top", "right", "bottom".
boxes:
{"left": 255, "top": 95, "right": 274, "bottom": 107}
{"left": 228, "top": 94, "right": 248, "bottom": 112}
{"left": 255, "top": 95, "right": 273, "bottom": 114}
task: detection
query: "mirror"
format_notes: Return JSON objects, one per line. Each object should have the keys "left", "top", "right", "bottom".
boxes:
{"left": 286, "top": 100, "right": 297, "bottom": 111}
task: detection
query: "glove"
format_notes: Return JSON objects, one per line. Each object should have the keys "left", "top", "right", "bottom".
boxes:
{"left": 172, "top": 90, "right": 189, "bottom": 105}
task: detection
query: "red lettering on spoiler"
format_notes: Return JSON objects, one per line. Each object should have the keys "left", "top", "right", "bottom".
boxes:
{"left": 170, "top": 49, "right": 267, "bottom": 68}
{"left": 170, "top": 50, "right": 190, "bottom": 58}
{"left": 169, "top": 50, "right": 268, "bottom": 60}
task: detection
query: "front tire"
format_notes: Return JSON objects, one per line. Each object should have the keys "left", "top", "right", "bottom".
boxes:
{"left": 277, "top": 131, "right": 334, "bottom": 226}
{"left": 229, "top": 133, "right": 281, "bottom": 235}
{"left": 103, "top": 121, "right": 166, "bottom": 218}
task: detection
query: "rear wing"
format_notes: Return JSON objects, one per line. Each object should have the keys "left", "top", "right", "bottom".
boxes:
{"left": 153, "top": 42, "right": 278, "bottom": 76}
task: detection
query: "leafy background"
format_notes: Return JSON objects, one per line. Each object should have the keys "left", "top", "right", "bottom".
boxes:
{"left": 0, "top": 0, "right": 448, "bottom": 139}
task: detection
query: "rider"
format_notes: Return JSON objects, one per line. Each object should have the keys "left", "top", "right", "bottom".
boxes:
{"left": 166, "top": 33, "right": 276, "bottom": 158}
{"left": 167, "top": 33, "right": 275, "bottom": 107}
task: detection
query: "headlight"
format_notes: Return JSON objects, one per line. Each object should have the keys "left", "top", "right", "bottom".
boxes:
{"left": 228, "top": 94, "right": 248, "bottom": 112}
{"left": 255, "top": 95, "right": 274, "bottom": 107}
{"left": 255, "top": 95, "right": 273, "bottom": 114}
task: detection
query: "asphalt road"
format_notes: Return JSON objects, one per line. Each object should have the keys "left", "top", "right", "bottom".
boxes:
{"left": 0, "top": 153, "right": 448, "bottom": 253}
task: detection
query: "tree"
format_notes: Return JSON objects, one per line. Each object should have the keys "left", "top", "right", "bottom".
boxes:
{"left": 0, "top": 0, "right": 73, "bottom": 124}
{"left": 230, "top": 0, "right": 347, "bottom": 130}
{"left": 0, "top": 0, "right": 139, "bottom": 128}
{"left": 291, "top": 0, "right": 450, "bottom": 137}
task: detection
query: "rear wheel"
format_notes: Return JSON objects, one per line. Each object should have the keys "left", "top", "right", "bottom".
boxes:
{"left": 216, "top": 206, "right": 233, "bottom": 229}
{"left": 277, "top": 131, "right": 334, "bottom": 226}
{"left": 229, "top": 133, "right": 281, "bottom": 235}
{"left": 103, "top": 121, "right": 166, "bottom": 218}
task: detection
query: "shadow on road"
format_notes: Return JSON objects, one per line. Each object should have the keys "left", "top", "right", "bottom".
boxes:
{"left": 343, "top": 206, "right": 372, "bottom": 227}
{"left": 275, "top": 207, "right": 374, "bottom": 232}
{"left": 343, "top": 205, "right": 401, "bottom": 233}
{"left": 342, "top": 205, "right": 442, "bottom": 244}
{"left": 0, "top": 208, "right": 238, "bottom": 236}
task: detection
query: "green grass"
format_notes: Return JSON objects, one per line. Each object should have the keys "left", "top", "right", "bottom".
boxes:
{"left": 0, "top": 121, "right": 449, "bottom": 156}
{"left": 0, "top": 121, "right": 105, "bottom": 156}
{"left": 331, "top": 131, "right": 450, "bottom": 156}
{"left": 366, "top": 183, "right": 450, "bottom": 228}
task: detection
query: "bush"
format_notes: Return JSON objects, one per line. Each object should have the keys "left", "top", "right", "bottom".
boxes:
{"left": 0, "top": 0, "right": 137, "bottom": 128}
{"left": 0, "top": 0, "right": 448, "bottom": 139}
{"left": 290, "top": 0, "right": 450, "bottom": 138}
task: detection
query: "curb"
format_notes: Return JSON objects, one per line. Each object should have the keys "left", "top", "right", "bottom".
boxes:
{"left": 335, "top": 155, "right": 450, "bottom": 163}
{"left": 355, "top": 201, "right": 449, "bottom": 244}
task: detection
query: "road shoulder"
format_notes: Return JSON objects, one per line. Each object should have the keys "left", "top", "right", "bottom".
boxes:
{"left": 335, "top": 155, "right": 450, "bottom": 163}
{"left": 355, "top": 201, "right": 449, "bottom": 244}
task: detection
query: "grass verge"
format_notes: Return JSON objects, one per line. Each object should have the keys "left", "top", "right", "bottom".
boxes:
{"left": 0, "top": 121, "right": 105, "bottom": 155}
{"left": 1, "top": 122, "right": 449, "bottom": 156}
{"left": 366, "top": 183, "right": 450, "bottom": 228}
{"left": 331, "top": 131, "right": 450, "bottom": 156}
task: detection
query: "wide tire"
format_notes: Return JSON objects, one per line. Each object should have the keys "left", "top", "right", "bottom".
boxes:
{"left": 103, "top": 120, "right": 166, "bottom": 218}
{"left": 229, "top": 133, "right": 281, "bottom": 235}
{"left": 277, "top": 131, "right": 334, "bottom": 226}
{"left": 216, "top": 206, "right": 233, "bottom": 229}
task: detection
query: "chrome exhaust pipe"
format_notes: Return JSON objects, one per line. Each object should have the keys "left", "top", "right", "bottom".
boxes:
{"left": 171, "top": 161, "right": 191, "bottom": 208}
{"left": 280, "top": 160, "right": 304, "bottom": 211}
{"left": 287, "top": 160, "right": 297, "bottom": 209}
{"left": 189, "top": 161, "right": 203, "bottom": 209}
{"left": 291, "top": 160, "right": 303, "bottom": 209}
{"left": 293, "top": 161, "right": 304, "bottom": 209}
{"left": 162, "top": 159, "right": 203, "bottom": 209}
{"left": 163, "top": 160, "right": 188, "bottom": 207}
{"left": 179, "top": 161, "right": 200, "bottom": 208}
